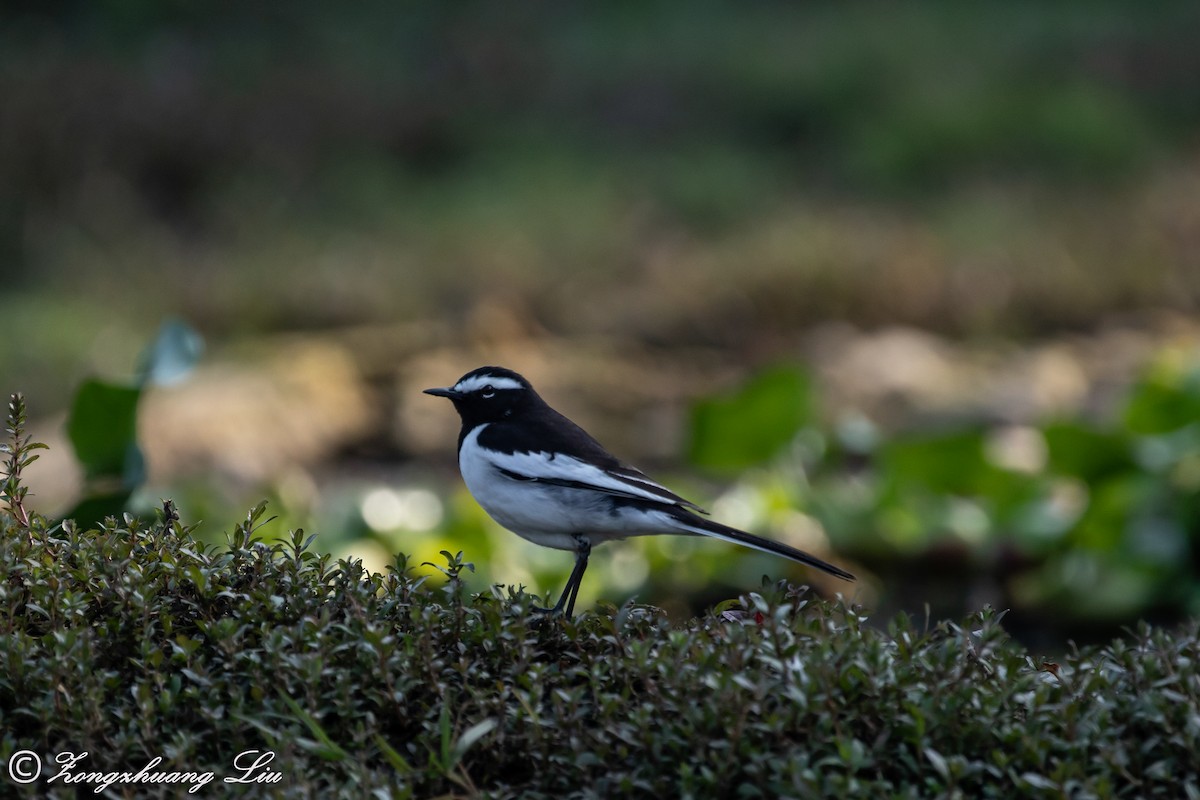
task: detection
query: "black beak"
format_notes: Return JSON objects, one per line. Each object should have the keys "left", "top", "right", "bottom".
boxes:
{"left": 424, "top": 387, "right": 462, "bottom": 399}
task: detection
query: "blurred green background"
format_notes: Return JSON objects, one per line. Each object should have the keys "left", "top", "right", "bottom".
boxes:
{"left": 3, "top": 1, "right": 1200, "bottom": 648}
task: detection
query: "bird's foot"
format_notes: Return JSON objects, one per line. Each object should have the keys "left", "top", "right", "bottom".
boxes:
{"left": 527, "top": 537, "right": 590, "bottom": 619}
{"left": 529, "top": 600, "right": 568, "bottom": 617}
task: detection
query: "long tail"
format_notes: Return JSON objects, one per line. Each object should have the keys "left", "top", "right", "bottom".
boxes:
{"left": 669, "top": 509, "right": 855, "bottom": 582}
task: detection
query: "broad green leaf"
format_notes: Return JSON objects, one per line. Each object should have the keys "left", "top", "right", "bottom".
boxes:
{"left": 687, "top": 366, "right": 814, "bottom": 472}
{"left": 1123, "top": 364, "right": 1200, "bottom": 435}
{"left": 1043, "top": 421, "right": 1132, "bottom": 481}
{"left": 880, "top": 429, "right": 990, "bottom": 495}
{"left": 66, "top": 379, "right": 143, "bottom": 481}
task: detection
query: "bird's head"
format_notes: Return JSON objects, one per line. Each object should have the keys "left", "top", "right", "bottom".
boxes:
{"left": 424, "top": 366, "right": 537, "bottom": 425}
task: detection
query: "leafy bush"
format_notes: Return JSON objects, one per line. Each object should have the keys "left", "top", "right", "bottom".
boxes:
{"left": 2, "top": 395, "right": 1198, "bottom": 798}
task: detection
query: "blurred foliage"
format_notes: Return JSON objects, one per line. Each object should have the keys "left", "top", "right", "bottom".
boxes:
{"left": 5, "top": 0, "right": 1196, "bottom": 208}
{"left": 681, "top": 355, "right": 1200, "bottom": 634}
{"left": 688, "top": 365, "right": 813, "bottom": 473}
{"left": 64, "top": 379, "right": 143, "bottom": 525}
{"left": 1124, "top": 357, "right": 1200, "bottom": 435}
{"left": 63, "top": 318, "right": 202, "bottom": 526}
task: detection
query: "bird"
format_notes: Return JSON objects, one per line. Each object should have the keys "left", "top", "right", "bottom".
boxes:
{"left": 424, "top": 366, "right": 854, "bottom": 617}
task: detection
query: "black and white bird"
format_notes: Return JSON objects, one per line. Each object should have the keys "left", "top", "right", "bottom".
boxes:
{"left": 425, "top": 366, "right": 854, "bottom": 617}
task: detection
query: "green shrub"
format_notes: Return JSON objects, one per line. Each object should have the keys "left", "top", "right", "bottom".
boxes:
{"left": 2, "top": 395, "right": 1198, "bottom": 798}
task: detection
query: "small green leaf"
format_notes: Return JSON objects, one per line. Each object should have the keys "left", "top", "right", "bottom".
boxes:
{"left": 1021, "top": 773, "right": 1059, "bottom": 791}
{"left": 280, "top": 692, "right": 349, "bottom": 761}
{"left": 374, "top": 735, "right": 414, "bottom": 775}
{"left": 450, "top": 719, "right": 497, "bottom": 768}
{"left": 924, "top": 747, "right": 949, "bottom": 780}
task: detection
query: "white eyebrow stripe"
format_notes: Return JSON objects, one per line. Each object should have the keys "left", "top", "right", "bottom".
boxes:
{"left": 453, "top": 375, "right": 525, "bottom": 393}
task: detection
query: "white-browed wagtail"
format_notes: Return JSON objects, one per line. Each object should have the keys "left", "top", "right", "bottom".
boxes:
{"left": 425, "top": 366, "right": 854, "bottom": 617}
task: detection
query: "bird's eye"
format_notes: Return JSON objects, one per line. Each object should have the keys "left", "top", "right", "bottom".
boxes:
{"left": 481, "top": 385, "right": 495, "bottom": 398}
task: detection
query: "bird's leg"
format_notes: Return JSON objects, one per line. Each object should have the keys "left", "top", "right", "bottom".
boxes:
{"left": 533, "top": 536, "right": 591, "bottom": 617}
{"left": 563, "top": 537, "right": 591, "bottom": 618}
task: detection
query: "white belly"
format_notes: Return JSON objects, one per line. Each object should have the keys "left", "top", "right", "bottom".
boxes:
{"left": 458, "top": 425, "right": 675, "bottom": 551}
